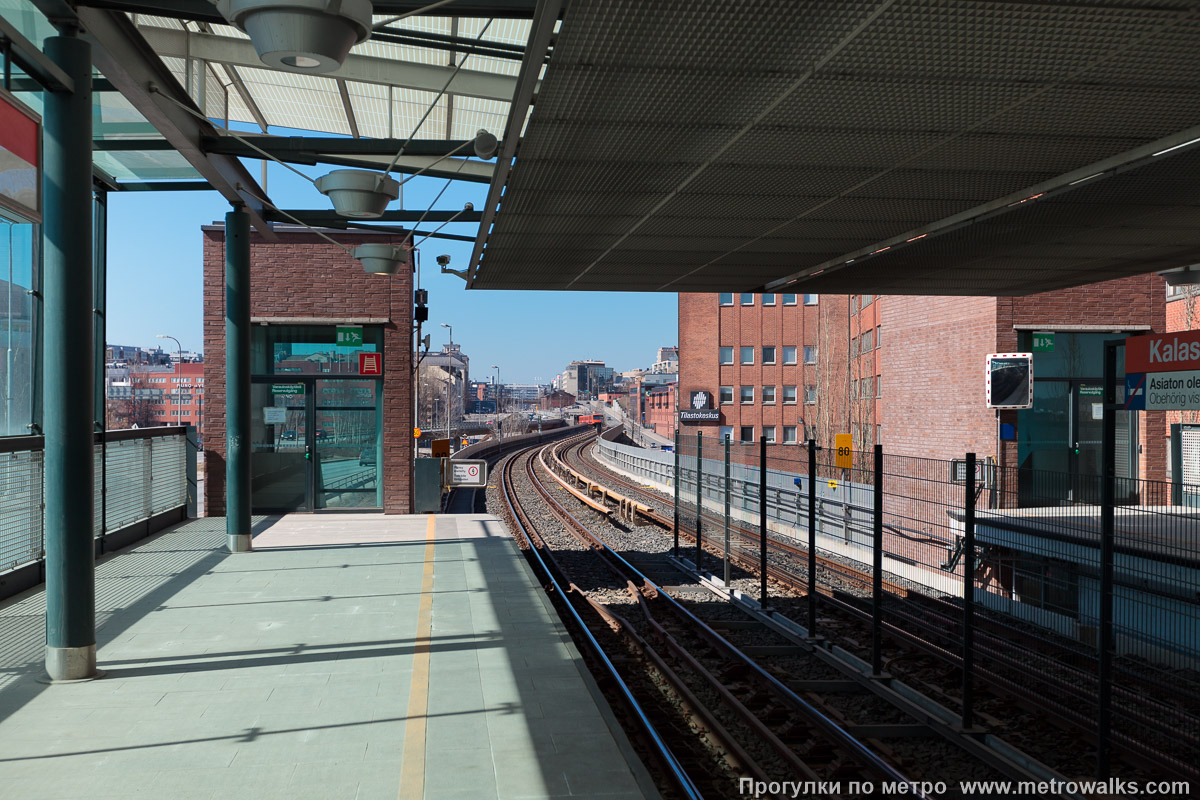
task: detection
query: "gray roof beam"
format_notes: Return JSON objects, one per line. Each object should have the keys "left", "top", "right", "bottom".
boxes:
{"left": 273, "top": 209, "right": 483, "bottom": 225}
{"left": 75, "top": 7, "right": 273, "bottom": 237}
{"left": 77, "top": 0, "right": 541, "bottom": 24}
{"left": 0, "top": 14, "right": 73, "bottom": 92}
{"left": 467, "top": 0, "right": 562, "bottom": 287}
{"left": 139, "top": 26, "right": 522, "bottom": 101}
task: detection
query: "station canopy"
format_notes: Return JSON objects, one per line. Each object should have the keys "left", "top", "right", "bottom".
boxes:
{"left": 9, "top": 0, "right": 1200, "bottom": 295}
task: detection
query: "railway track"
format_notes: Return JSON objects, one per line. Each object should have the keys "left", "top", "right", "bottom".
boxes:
{"left": 495, "top": 434, "right": 1071, "bottom": 799}
{"left": 558, "top": 432, "right": 1199, "bottom": 787}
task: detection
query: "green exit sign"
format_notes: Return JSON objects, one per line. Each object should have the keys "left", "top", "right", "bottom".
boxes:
{"left": 336, "top": 326, "right": 363, "bottom": 348}
{"left": 271, "top": 383, "right": 305, "bottom": 396}
{"left": 1032, "top": 332, "right": 1055, "bottom": 352}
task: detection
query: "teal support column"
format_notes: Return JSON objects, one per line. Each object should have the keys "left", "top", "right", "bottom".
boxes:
{"left": 42, "top": 31, "right": 96, "bottom": 682}
{"left": 225, "top": 206, "right": 252, "bottom": 553}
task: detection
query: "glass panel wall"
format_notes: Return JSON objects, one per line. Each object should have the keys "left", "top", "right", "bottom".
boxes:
{"left": 0, "top": 213, "right": 39, "bottom": 437}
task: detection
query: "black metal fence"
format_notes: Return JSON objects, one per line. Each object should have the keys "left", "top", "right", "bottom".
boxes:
{"left": 669, "top": 432, "right": 1199, "bottom": 783}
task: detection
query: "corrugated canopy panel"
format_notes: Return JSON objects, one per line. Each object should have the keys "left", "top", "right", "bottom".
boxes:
{"left": 472, "top": 0, "right": 1200, "bottom": 295}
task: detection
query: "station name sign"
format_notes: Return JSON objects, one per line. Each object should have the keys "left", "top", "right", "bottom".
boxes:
{"left": 681, "top": 389, "right": 720, "bottom": 422}
{"left": 1125, "top": 330, "right": 1200, "bottom": 411}
{"left": 1126, "top": 331, "right": 1200, "bottom": 374}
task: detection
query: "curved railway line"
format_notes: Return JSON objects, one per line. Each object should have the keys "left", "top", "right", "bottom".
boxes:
{"left": 548, "top": 430, "right": 1199, "bottom": 788}
{"left": 485, "top": 433, "right": 1088, "bottom": 800}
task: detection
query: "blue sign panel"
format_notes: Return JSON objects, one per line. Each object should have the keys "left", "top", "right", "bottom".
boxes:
{"left": 1124, "top": 372, "right": 1146, "bottom": 410}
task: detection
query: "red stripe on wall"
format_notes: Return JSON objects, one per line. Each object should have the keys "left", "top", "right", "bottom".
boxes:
{"left": 0, "top": 96, "right": 39, "bottom": 167}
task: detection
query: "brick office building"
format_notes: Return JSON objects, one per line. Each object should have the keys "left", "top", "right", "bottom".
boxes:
{"left": 203, "top": 225, "right": 413, "bottom": 515}
{"left": 680, "top": 275, "right": 1169, "bottom": 492}
{"left": 678, "top": 291, "right": 849, "bottom": 447}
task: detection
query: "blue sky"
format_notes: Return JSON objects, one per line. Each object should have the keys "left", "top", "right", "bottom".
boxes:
{"left": 106, "top": 155, "right": 678, "bottom": 384}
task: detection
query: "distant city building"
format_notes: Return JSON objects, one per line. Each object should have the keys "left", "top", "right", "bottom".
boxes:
{"left": 419, "top": 343, "right": 469, "bottom": 431}
{"left": 562, "top": 360, "right": 614, "bottom": 400}
{"left": 540, "top": 390, "right": 575, "bottom": 410}
{"left": 107, "top": 362, "right": 204, "bottom": 436}
{"left": 651, "top": 346, "right": 679, "bottom": 374}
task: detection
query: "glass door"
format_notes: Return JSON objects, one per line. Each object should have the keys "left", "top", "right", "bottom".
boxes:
{"left": 251, "top": 381, "right": 311, "bottom": 511}
{"left": 313, "top": 379, "right": 381, "bottom": 509}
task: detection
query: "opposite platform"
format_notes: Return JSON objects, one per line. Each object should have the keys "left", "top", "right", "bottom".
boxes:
{"left": 0, "top": 514, "right": 659, "bottom": 799}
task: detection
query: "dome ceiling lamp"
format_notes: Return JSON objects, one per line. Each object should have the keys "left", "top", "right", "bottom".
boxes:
{"left": 215, "top": 0, "right": 373, "bottom": 73}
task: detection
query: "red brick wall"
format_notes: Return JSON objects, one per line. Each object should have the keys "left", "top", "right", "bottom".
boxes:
{"left": 881, "top": 295, "right": 998, "bottom": 460}
{"left": 203, "top": 225, "right": 413, "bottom": 515}
{"left": 646, "top": 384, "right": 677, "bottom": 438}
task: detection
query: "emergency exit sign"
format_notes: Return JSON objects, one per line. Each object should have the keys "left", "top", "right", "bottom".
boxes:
{"left": 1031, "top": 332, "right": 1054, "bottom": 352}
{"left": 336, "top": 326, "right": 363, "bottom": 347}
{"left": 271, "top": 384, "right": 304, "bottom": 396}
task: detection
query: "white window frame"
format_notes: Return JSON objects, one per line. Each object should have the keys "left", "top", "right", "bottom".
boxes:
{"left": 782, "top": 385, "right": 797, "bottom": 404}
{"left": 719, "top": 346, "right": 734, "bottom": 365}
{"left": 740, "top": 385, "right": 754, "bottom": 404}
{"left": 719, "top": 385, "right": 733, "bottom": 404}
{"left": 762, "top": 385, "right": 776, "bottom": 405}
{"left": 740, "top": 346, "right": 754, "bottom": 365}
{"left": 782, "top": 345, "right": 797, "bottom": 365}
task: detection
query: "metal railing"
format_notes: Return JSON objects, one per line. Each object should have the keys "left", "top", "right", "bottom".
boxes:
{"left": 0, "top": 426, "right": 191, "bottom": 577}
{"left": 596, "top": 434, "right": 1200, "bottom": 783}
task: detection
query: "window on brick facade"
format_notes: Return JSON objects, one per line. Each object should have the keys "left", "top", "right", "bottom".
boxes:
{"left": 719, "top": 293, "right": 733, "bottom": 306}
{"left": 805, "top": 385, "right": 817, "bottom": 404}
{"left": 762, "top": 293, "right": 775, "bottom": 306}
{"left": 719, "top": 346, "right": 733, "bottom": 365}
{"left": 783, "top": 425, "right": 797, "bottom": 444}
{"left": 862, "top": 294, "right": 874, "bottom": 307}
{"left": 850, "top": 337, "right": 858, "bottom": 357}
{"left": 740, "top": 425, "right": 754, "bottom": 442}
{"left": 740, "top": 293, "right": 754, "bottom": 306}
{"left": 875, "top": 325, "right": 881, "bottom": 349}
{"left": 862, "top": 376, "right": 874, "bottom": 398}
{"left": 803, "top": 346, "right": 817, "bottom": 364}
{"left": 782, "top": 293, "right": 797, "bottom": 305}
{"left": 762, "top": 385, "right": 776, "bottom": 404}
{"left": 862, "top": 328, "right": 874, "bottom": 351}
{"left": 804, "top": 294, "right": 818, "bottom": 305}
{"left": 740, "top": 385, "right": 754, "bottom": 404}
{"left": 782, "top": 385, "right": 797, "bottom": 404}
{"left": 740, "top": 346, "right": 754, "bottom": 365}
{"left": 719, "top": 386, "right": 733, "bottom": 404}
{"left": 851, "top": 295, "right": 859, "bottom": 313}
{"left": 876, "top": 374, "right": 882, "bottom": 398}
{"left": 762, "top": 345, "right": 776, "bottom": 365}
{"left": 852, "top": 379, "right": 859, "bottom": 399}
{"left": 782, "top": 345, "right": 797, "bottom": 365}
{"left": 719, "top": 426, "right": 733, "bottom": 442}
{"left": 763, "top": 426, "right": 776, "bottom": 443}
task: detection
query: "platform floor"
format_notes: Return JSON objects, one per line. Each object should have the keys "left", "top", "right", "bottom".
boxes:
{"left": 0, "top": 514, "right": 658, "bottom": 799}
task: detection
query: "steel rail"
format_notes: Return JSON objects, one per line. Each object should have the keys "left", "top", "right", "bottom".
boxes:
{"left": 496, "top": 443, "right": 704, "bottom": 800}
{"left": 532, "top": 443, "right": 921, "bottom": 793}
{"left": 576, "top": 440, "right": 1200, "bottom": 784}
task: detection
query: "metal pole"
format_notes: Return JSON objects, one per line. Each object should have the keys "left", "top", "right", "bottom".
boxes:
{"left": 1098, "top": 340, "right": 1118, "bottom": 778}
{"left": 724, "top": 435, "right": 731, "bottom": 586}
{"left": 808, "top": 437, "right": 818, "bottom": 637}
{"left": 963, "top": 452, "right": 976, "bottom": 729}
{"left": 694, "top": 430, "right": 704, "bottom": 570}
{"left": 225, "top": 205, "right": 252, "bottom": 553}
{"left": 759, "top": 434, "right": 768, "bottom": 607}
{"left": 872, "top": 442, "right": 883, "bottom": 675}
{"left": 43, "top": 30, "right": 96, "bottom": 682}
{"left": 673, "top": 428, "right": 680, "bottom": 558}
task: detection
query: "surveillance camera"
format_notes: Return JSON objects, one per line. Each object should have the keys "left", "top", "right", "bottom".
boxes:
{"left": 436, "top": 254, "right": 451, "bottom": 267}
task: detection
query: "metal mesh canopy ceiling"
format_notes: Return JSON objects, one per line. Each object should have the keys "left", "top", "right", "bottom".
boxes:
{"left": 471, "top": 0, "right": 1200, "bottom": 295}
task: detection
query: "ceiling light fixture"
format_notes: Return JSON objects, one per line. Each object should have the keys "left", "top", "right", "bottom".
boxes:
{"left": 216, "top": 0, "right": 373, "bottom": 73}
{"left": 355, "top": 243, "right": 411, "bottom": 276}
{"left": 316, "top": 169, "right": 401, "bottom": 218}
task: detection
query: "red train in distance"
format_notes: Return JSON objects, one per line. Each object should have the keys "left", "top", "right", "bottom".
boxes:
{"left": 576, "top": 413, "right": 602, "bottom": 427}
